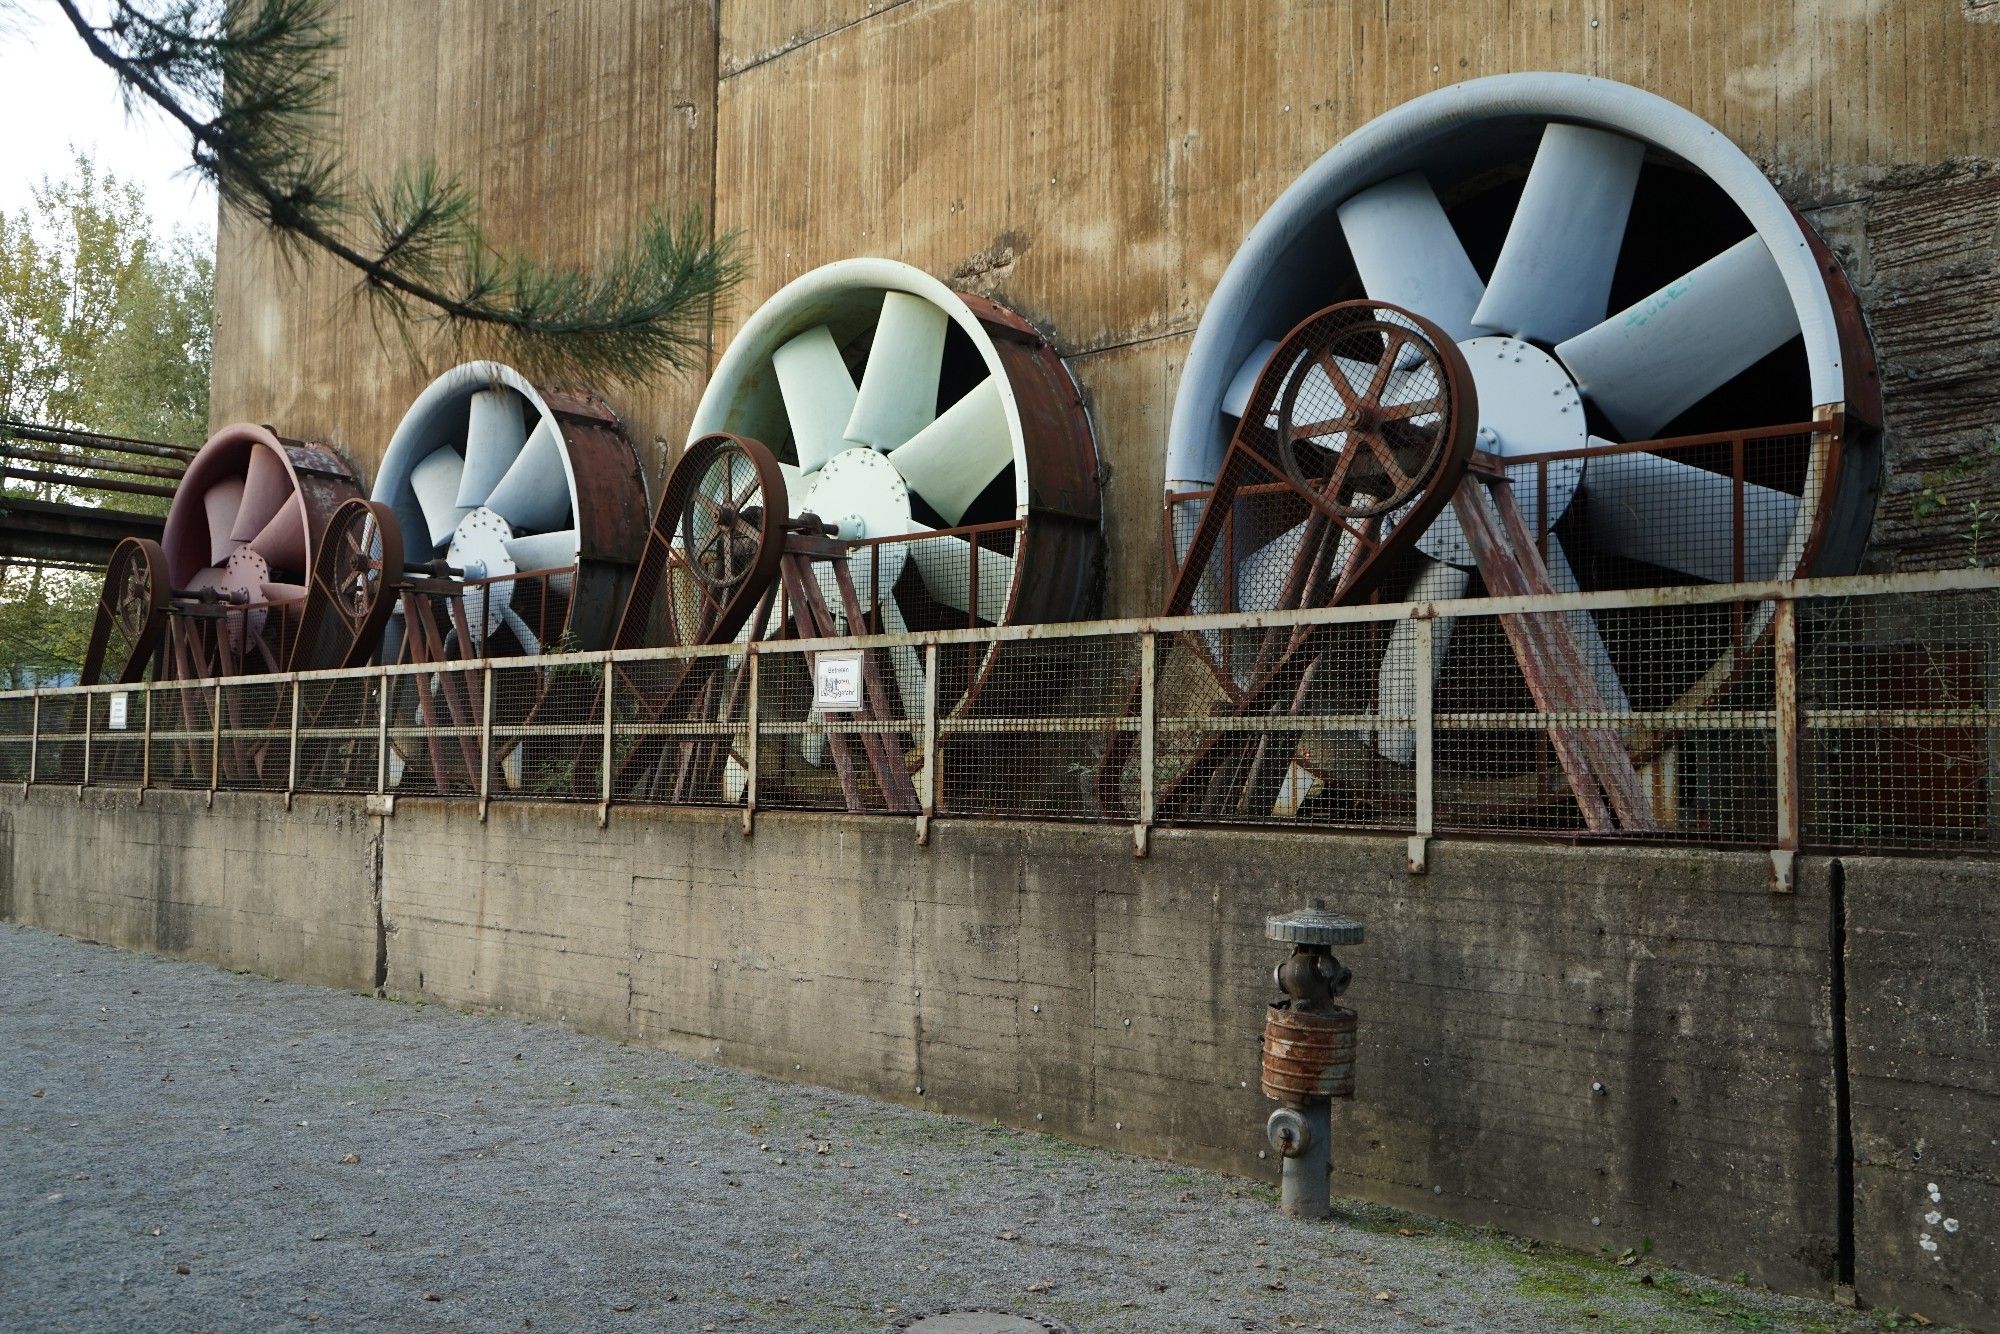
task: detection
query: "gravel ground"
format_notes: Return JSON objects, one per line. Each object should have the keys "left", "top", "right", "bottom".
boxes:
{"left": 1, "top": 922, "right": 1911, "bottom": 1334}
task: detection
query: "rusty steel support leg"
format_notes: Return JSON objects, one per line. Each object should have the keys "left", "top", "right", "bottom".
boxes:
{"left": 139, "top": 686, "right": 152, "bottom": 801}
{"left": 917, "top": 641, "right": 938, "bottom": 846}
{"left": 79, "top": 691, "right": 92, "bottom": 796}
{"left": 1772, "top": 597, "right": 1801, "bottom": 893}
{"left": 741, "top": 649, "right": 759, "bottom": 837}
{"left": 1135, "top": 631, "right": 1156, "bottom": 858}
{"left": 27, "top": 689, "right": 40, "bottom": 789}
{"left": 599, "top": 654, "right": 614, "bottom": 828}
{"left": 208, "top": 682, "right": 222, "bottom": 808}
{"left": 1409, "top": 614, "right": 1434, "bottom": 875}
{"left": 478, "top": 665, "right": 493, "bottom": 823}
{"left": 286, "top": 678, "right": 300, "bottom": 810}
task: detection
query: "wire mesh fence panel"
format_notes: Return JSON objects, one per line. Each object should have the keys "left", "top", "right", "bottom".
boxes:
{"left": 1148, "top": 621, "right": 1411, "bottom": 830}
{"left": 940, "top": 633, "right": 1138, "bottom": 823}
{"left": 752, "top": 640, "right": 921, "bottom": 817}
{"left": 492, "top": 658, "right": 605, "bottom": 804}
{"left": 217, "top": 679, "right": 292, "bottom": 792}
{"left": 609, "top": 652, "right": 745, "bottom": 808}
{"left": 150, "top": 684, "right": 216, "bottom": 790}
{"left": 87, "top": 689, "right": 146, "bottom": 787}
{"left": 384, "top": 668, "right": 483, "bottom": 799}
{"left": 27, "top": 692, "right": 85, "bottom": 785}
{"left": 0, "top": 694, "right": 34, "bottom": 783}
{"left": 1800, "top": 590, "right": 1999, "bottom": 853}
{"left": 295, "top": 675, "right": 381, "bottom": 795}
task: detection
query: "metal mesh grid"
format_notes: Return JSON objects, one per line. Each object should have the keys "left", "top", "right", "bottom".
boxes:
{"left": 32, "top": 692, "right": 86, "bottom": 785}
{"left": 8, "top": 571, "right": 2000, "bottom": 859}
{"left": 940, "top": 634, "right": 1137, "bottom": 823}
{"left": 609, "top": 653, "right": 745, "bottom": 807}
{"left": 217, "top": 679, "right": 292, "bottom": 792}
{"left": 749, "top": 639, "right": 921, "bottom": 817}
{"left": 149, "top": 684, "right": 216, "bottom": 790}
{"left": 1800, "top": 590, "right": 1999, "bottom": 853}
{"left": 384, "top": 668, "right": 482, "bottom": 799}
{"left": 1151, "top": 622, "right": 1413, "bottom": 830}
{"left": 493, "top": 659, "right": 605, "bottom": 804}
{"left": 0, "top": 694, "right": 32, "bottom": 783}
{"left": 295, "top": 675, "right": 380, "bottom": 794}
{"left": 87, "top": 690, "right": 146, "bottom": 787}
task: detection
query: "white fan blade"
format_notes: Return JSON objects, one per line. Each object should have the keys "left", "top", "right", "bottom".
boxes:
{"left": 410, "top": 448, "right": 471, "bottom": 549}
{"left": 1338, "top": 172, "right": 1484, "bottom": 340}
{"left": 882, "top": 378, "right": 1012, "bottom": 525}
{"left": 1222, "top": 340, "right": 1281, "bottom": 419}
{"left": 876, "top": 595, "right": 928, "bottom": 720}
{"left": 501, "top": 606, "right": 542, "bottom": 656}
{"left": 259, "top": 580, "right": 308, "bottom": 605}
{"left": 483, "top": 416, "right": 571, "bottom": 535}
{"left": 1472, "top": 125, "right": 1645, "bottom": 345}
{"left": 801, "top": 710, "right": 828, "bottom": 768}
{"left": 457, "top": 389, "right": 528, "bottom": 507}
{"left": 723, "top": 751, "right": 747, "bottom": 802}
{"left": 1579, "top": 446, "right": 1800, "bottom": 583}
{"left": 1235, "top": 519, "right": 1306, "bottom": 612}
{"left": 1541, "top": 533, "right": 1630, "bottom": 712}
{"left": 245, "top": 493, "right": 308, "bottom": 573}
{"left": 230, "top": 447, "right": 292, "bottom": 545}
{"left": 381, "top": 605, "right": 406, "bottom": 664}
{"left": 1372, "top": 558, "right": 1470, "bottom": 764}
{"left": 847, "top": 291, "right": 948, "bottom": 453}
{"left": 772, "top": 324, "right": 857, "bottom": 474}
{"left": 1555, "top": 236, "right": 1798, "bottom": 439}
{"left": 505, "top": 527, "right": 579, "bottom": 598}
{"left": 907, "top": 530, "right": 1014, "bottom": 624}
{"left": 203, "top": 476, "right": 246, "bottom": 567}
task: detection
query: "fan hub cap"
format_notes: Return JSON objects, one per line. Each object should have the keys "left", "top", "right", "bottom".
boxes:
{"left": 800, "top": 448, "right": 913, "bottom": 611}
{"left": 1414, "top": 336, "right": 1586, "bottom": 568}
{"left": 445, "top": 507, "right": 520, "bottom": 638}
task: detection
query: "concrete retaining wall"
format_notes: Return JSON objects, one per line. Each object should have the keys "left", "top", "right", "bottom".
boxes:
{"left": 2, "top": 785, "right": 1992, "bottom": 1327}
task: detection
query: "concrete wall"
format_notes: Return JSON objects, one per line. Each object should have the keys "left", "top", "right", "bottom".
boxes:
{"left": 209, "top": 0, "right": 2000, "bottom": 617}
{"left": 9, "top": 785, "right": 1995, "bottom": 1325}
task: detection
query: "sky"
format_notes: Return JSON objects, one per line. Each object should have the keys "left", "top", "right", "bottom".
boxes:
{"left": 0, "top": 2, "right": 217, "bottom": 243}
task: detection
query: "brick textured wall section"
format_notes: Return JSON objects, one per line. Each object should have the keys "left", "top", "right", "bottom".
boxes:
{"left": 0, "top": 788, "right": 379, "bottom": 993}
{"left": 375, "top": 802, "right": 1840, "bottom": 1291}
{"left": 1843, "top": 856, "right": 2000, "bottom": 1331}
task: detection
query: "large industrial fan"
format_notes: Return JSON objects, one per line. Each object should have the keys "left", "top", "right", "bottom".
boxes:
{"left": 679, "top": 258, "right": 1102, "bottom": 807}
{"left": 1162, "top": 73, "right": 1881, "bottom": 831}
{"left": 94, "top": 423, "right": 364, "bottom": 681}
{"left": 371, "top": 361, "right": 649, "bottom": 662}
{"left": 369, "top": 362, "right": 649, "bottom": 793}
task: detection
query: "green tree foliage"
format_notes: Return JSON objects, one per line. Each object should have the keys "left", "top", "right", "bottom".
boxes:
{"left": 0, "top": 152, "right": 212, "bottom": 446}
{"left": 0, "top": 152, "right": 213, "bottom": 684}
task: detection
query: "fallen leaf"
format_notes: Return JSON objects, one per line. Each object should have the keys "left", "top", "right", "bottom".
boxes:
{"left": 1374, "top": 1291, "right": 1393, "bottom": 1302}
{"left": 174, "top": 1264, "right": 190, "bottom": 1276}
{"left": 1026, "top": 1281, "right": 1051, "bottom": 1293}
{"left": 339, "top": 1153, "right": 360, "bottom": 1165}
{"left": 309, "top": 1233, "right": 328, "bottom": 1242}
{"left": 423, "top": 1293, "right": 441, "bottom": 1302}
{"left": 611, "top": 1303, "right": 634, "bottom": 1313}
{"left": 998, "top": 1230, "right": 1020, "bottom": 1241}
{"left": 1252, "top": 1260, "right": 1269, "bottom": 1269}
{"left": 1266, "top": 1280, "right": 1288, "bottom": 1291}
{"left": 31, "top": 1090, "right": 43, "bottom": 1098}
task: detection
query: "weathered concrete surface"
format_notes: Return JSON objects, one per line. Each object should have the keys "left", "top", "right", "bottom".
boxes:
{"left": 1843, "top": 855, "right": 2000, "bottom": 1331}
{"left": 375, "top": 800, "right": 1842, "bottom": 1294}
{"left": 15, "top": 785, "right": 2000, "bottom": 1321}
{"left": 0, "top": 787, "right": 379, "bottom": 994}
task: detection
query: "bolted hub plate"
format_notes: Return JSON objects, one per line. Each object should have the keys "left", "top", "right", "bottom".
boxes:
{"left": 1413, "top": 335, "right": 1586, "bottom": 568}
{"left": 445, "top": 506, "right": 519, "bottom": 638}
{"left": 1266, "top": 906, "right": 1365, "bottom": 945}
{"left": 800, "top": 447, "right": 912, "bottom": 612}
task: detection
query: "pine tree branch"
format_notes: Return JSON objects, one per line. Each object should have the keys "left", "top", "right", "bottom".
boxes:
{"left": 52, "top": 0, "right": 742, "bottom": 383}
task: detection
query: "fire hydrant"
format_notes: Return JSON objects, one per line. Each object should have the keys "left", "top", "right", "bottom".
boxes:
{"left": 1261, "top": 899, "right": 1362, "bottom": 1219}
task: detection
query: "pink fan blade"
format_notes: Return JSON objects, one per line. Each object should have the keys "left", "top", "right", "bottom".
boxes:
{"left": 203, "top": 477, "right": 246, "bottom": 567}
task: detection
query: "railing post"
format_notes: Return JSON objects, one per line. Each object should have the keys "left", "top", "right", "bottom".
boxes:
{"left": 375, "top": 666, "right": 391, "bottom": 797}
{"left": 598, "top": 653, "right": 614, "bottom": 827}
{"left": 478, "top": 664, "right": 494, "bottom": 822}
{"left": 140, "top": 685, "right": 153, "bottom": 798}
{"left": 79, "top": 690, "right": 92, "bottom": 794}
{"left": 916, "top": 640, "right": 938, "bottom": 845}
{"left": 741, "top": 648, "right": 759, "bottom": 836}
{"left": 27, "top": 689, "right": 40, "bottom": 788}
{"left": 1136, "top": 631, "right": 1156, "bottom": 857}
{"left": 286, "top": 676, "right": 301, "bottom": 808}
{"left": 1771, "top": 597, "right": 1801, "bottom": 892}
{"left": 1409, "top": 614, "right": 1435, "bottom": 874}
{"left": 208, "top": 681, "right": 223, "bottom": 804}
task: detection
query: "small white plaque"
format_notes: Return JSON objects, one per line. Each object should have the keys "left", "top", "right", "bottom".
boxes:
{"left": 107, "top": 692, "right": 129, "bottom": 731}
{"left": 812, "top": 650, "right": 866, "bottom": 712}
